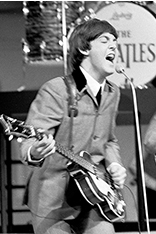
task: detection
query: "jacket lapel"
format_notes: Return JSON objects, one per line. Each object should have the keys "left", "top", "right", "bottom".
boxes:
{"left": 71, "top": 68, "right": 115, "bottom": 107}
{"left": 101, "top": 80, "right": 115, "bottom": 108}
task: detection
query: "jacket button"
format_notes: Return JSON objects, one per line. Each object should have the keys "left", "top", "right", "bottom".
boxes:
{"left": 93, "top": 135, "right": 98, "bottom": 140}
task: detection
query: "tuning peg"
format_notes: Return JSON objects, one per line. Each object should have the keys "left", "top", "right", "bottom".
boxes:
{"left": 17, "top": 137, "right": 23, "bottom": 143}
{"left": 8, "top": 135, "right": 13, "bottom": 141}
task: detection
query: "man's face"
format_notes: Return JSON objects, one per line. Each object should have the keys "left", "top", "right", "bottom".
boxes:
{"left": 87, "top": 32, "right": 118, "bottom": 78}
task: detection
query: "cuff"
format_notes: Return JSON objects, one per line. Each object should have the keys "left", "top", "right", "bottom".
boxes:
{"left": 107, "top": 162, "right": 121, "bottom": 172}
{"left": 27, "top": 146, "right": 44, "bottom": 165}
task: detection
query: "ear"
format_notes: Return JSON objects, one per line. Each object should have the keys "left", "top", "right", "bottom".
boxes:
{"left": 79, "top": 49, "right": 89, "bottom": 56}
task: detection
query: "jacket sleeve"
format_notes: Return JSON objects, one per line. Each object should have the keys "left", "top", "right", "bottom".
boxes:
{"left": 20, "top": 78, "right": 65, "bottom": 166}
{"left": 104, "top": 85, "right": 123, "bottom": 168}
{"left": 144, "top": 112, "right": 156, "bottom": 154}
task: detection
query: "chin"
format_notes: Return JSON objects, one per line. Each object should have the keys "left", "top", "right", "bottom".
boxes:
{"left": 106, "top": 72, "right": 114, "bottom": 78}
{"left": 105, "top": 68, "right": 115, "bottom": 76}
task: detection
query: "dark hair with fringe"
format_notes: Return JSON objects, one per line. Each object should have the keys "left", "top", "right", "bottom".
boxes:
{"left": 68, "top": 18, "right": 118, "bottom": 72}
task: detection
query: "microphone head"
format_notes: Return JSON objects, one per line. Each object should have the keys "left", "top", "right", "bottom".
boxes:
{"left": 115, "top": 65, "right": 125, "bottom": 74}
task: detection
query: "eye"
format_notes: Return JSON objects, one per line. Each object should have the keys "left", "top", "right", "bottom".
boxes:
{"left": 100, "top": 37, "right": 108, "bottom": 43}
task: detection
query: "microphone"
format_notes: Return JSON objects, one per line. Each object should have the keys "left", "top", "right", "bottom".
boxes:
{"left": 115, "top": 65, "right": 131, "bottom": 82}
{"left": 115, "top": 65, "right": 125, "bottom": 74}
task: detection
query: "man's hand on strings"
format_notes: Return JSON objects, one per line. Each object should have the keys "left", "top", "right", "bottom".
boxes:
{"left": 30, "top": 134, "right": 56, "bottom": 160}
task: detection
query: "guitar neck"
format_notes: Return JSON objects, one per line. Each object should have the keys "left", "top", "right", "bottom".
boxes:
{"left": 55, "top": 141, "right": 97, "bottom": 175}
{"left": 0, "top": 114, "right": 103, "bottom": 178}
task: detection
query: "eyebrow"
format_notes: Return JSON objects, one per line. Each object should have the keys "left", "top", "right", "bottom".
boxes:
{"left": 99, "top": 34, "right": 117, "bottom": 41}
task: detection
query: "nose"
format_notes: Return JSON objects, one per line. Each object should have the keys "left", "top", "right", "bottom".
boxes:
{"left": 109, "top": 41, "right": 117, "bottom": 50}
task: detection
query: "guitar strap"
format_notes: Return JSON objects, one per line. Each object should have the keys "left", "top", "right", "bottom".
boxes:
{"left": 63, "top": 74, "right": 78, "bottom": 150}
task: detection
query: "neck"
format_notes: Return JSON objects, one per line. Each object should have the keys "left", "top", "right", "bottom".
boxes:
{"left": 81, "top": 64, "right": 106, "bottom": 85}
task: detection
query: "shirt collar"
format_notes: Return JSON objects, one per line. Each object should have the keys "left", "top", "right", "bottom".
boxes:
{"left": 80, "top": 66, "right": 106, "bottom": 96}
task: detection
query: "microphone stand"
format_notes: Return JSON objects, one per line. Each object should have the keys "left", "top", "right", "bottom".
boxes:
{"left": 62, "top": 1, "right": 68, "bottom": 76}
{"left": 121, "top": 70, "right": 150, "bottom": 234}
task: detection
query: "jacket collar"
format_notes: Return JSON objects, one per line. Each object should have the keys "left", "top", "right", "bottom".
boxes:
{"left": 71, "top": 68, "right": 114, "bottom": 93}
{"left": 71, "top": 68, "right": 87, "bottom": 92}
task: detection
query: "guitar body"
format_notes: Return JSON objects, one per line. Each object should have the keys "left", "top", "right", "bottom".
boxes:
{"left": 67, "top": 151, "right": 125, "bottom": 222}
{"left": 0, "top": 114, "right": 125, "bottom": 223}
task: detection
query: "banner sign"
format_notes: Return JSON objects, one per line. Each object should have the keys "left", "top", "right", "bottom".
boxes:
{"left": 96, "top": 2, "right": 156, "bottom": 87}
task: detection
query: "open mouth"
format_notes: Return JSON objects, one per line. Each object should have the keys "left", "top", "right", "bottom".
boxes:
{"left": 106, "top": 53, "right": 115, "bottom": 63}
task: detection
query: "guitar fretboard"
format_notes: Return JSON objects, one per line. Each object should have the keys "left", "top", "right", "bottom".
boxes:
{"left": 0, "top": 114, "right": 112, "bottom": 185}
{"left": 55, "top": 141, "right": 112, "bottom": 184}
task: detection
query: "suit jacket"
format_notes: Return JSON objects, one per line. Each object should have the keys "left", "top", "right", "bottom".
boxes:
{"left": 20, "top": 68, "right": 122, "bottom": 226}
{"left": 144, "top": 112, "right": 156, "bottom": 154}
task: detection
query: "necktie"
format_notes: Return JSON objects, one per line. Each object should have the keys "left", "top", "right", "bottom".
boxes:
{"left": 96, "top": 86, "right": 102, "bottom": 105}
